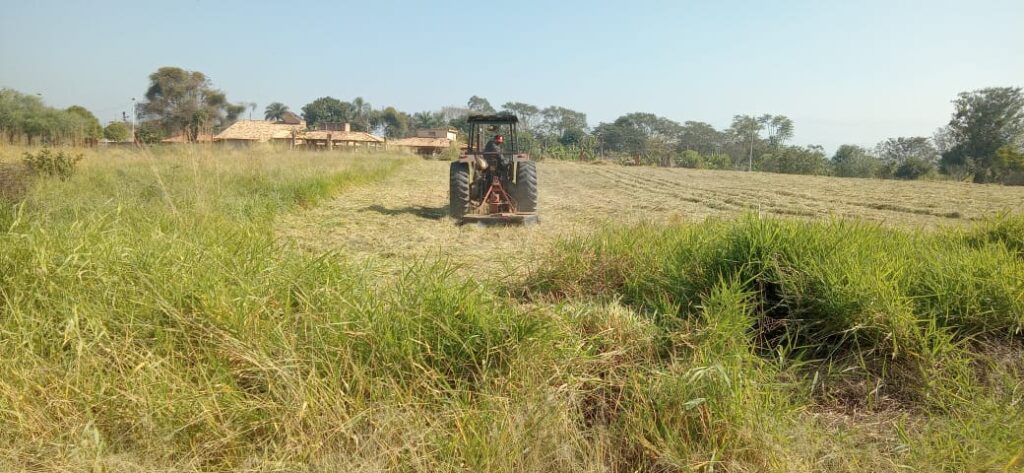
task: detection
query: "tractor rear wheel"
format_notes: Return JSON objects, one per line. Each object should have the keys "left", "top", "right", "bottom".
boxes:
{"left": 513, "top": 160, "right": 538, "bottom": 213}
{"left": 449, "top": 161, "right": 472, "bottom": 220}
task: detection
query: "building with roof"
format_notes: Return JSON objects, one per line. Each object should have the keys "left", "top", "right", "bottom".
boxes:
{"left": 390, "top": 128, "right": 458, "bottom": 156}
{"left": 296, "top": 122, "right": 385, "bottom": 150}
{"left": 214, "top": 120, "right": 306, "bottom": 146}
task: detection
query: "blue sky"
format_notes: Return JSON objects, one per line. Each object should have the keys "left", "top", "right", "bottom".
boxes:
{"left": 1, "top": 0, "right": 1021, "bottom": 152}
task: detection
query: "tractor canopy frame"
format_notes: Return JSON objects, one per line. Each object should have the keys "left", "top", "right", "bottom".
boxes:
{"left": 466, "top": 114, "right": 519, "bottom": 156}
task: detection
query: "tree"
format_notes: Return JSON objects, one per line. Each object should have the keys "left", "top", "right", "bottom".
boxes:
{"left": 679, "top": 121, "right": 725, "bottom": 156}
{"left": 539, "top": 106, "right": 587, "bottom": 140}
{"left": 759, "top": 145, "right": 828, "bottom": 175}
{"left": 993, "top": 144, "right": 1024, "bottom": 185}
{"left": 351, "top": 97, "right": 373, "bottom": 132}
{"left": 467, "top": 95, "right": 495, "bottom": 114}
{"left": 875, "top": 137, "right": 938, "bottom": 165}
{"left": 594, "top": 121, "right": 648, "bottom": 161}
{"left": 765, "top": 115, "right": 794, "bottom": 147}
{"left": 301, "top": 97, "right": 353, "bottom": 129}
{"left": 373, "top": 107, "right": 410, "bottom": 138}
{"left": 134, "top": 120, "right": 166, "bottom": 144}
{"left": 501, "top": 102, "right": 540, "bottom": 130}
{"left": 729, "top": 115, "right": 764, "bottom": 171}
{"left": 411, "top": 111, "right": 446, "bottom": 129}
{"left": 264, "top": 102, "right": 290, "bottom": 122}
{"left": 65, "top": 105, "right": 103, "bottom": 140}
{"left": 941, "top": 87, "right": 1024, "bottom": 182}
{"left": 832, "top": 144, "right": 882, "bottom": 178}
{"left": 136, "top": 67, "right": 243, "bottom": 142}
{"left": 0, "top": 89, "right": 106, "bottom": 145}
{"left": 103, "top": 122, "right": 132, "bottom": 141}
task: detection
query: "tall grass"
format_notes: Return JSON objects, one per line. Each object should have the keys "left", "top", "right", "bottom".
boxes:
{"left": 2, "top": 146, "right": 1022, "bottom": 471}
{"left": 524, "top": 214, "right": 1024, "bottom": 470}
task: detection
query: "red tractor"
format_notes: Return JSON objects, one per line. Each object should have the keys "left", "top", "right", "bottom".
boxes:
{"left": 449, "top": 114, "right": 538, "bottom": 225}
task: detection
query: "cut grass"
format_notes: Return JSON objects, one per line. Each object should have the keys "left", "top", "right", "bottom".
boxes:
{"left": 1, "top": 146, "right": 1022, "bottom": 471}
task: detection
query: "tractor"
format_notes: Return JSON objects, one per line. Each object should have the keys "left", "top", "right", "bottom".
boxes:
{"left": 449, "top": 114, "right": 538, "bottom": 225}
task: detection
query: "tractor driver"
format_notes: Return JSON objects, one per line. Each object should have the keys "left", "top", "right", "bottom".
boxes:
{"left": 484, "top": 134, "right": 504, "bottom": 155}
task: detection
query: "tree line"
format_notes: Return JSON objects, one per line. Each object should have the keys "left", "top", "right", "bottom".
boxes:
{"left": 2, "top": 65, "right": 1021, "bottom": 185}
{"left": 0, "top": 89, "right": 103, "bottom": 145}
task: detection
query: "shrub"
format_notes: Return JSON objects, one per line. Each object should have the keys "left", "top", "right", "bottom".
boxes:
{"left": 103, "top": 122, "right": 132, "bottom": 142}
{"left": 22, "top": 148, "right": 83, "bottom": 181}
{"left": 672, "top": 149, "right": 704, "bottom": 168}
{"left": 893, "top": 156, "right": 936, "bottom": 180}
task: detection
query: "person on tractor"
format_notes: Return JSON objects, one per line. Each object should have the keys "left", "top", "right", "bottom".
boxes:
{"left": 484, "top": 134, "right": 504, "bottom": 155}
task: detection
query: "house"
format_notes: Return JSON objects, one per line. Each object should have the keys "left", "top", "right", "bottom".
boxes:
{"left": 214, "top": 120, "right": 306, "bottom": 146}
{"left": 390, "top": 127, "right": 459, "bottom": 155}
{"left": 298, "top": 122, "right": 385, "bottom": 150}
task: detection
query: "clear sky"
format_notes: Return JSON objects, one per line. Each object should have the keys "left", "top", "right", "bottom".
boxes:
{"left": 2, "top": 0, "right": 1021, "bottom": 152}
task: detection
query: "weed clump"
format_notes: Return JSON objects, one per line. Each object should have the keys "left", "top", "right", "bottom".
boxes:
{"left": 22, "top": 148, "right": 83, "bottom": 180}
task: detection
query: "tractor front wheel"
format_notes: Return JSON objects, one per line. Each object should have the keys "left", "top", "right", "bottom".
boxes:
{"left": 449, "top": 161, "right": 472, "bottom": 220}
{"left": 513, "top": 160, "right": 538, "bottom": 213}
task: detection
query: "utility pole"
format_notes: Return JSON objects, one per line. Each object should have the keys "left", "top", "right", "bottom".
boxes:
{"left": 748, "top": 130, "right": 754, "bottom": 172}
{"left": 130, "top": 98, "right": 136, "bottom": 144}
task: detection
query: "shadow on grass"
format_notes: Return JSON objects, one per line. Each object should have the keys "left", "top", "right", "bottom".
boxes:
{"left": 362, "top": 204, "right": 448, "bottom": 220}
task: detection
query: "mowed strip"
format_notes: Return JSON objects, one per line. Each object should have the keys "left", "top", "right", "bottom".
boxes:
{"left": 277, "top": 159, "right": 1024, "bottom": 269}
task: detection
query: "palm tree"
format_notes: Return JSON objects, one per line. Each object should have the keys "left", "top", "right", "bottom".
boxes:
{"left": 264, "top": 102, "right": 289, "bottom": 122}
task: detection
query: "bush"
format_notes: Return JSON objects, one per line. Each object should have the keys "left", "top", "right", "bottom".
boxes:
{"left": 22, "top": 148, "right": 83, "bottom": 181}
{"left": 103, "top": 122, "right": 132, "bottom": 142}
{"left": 893, "top": 157, "right": 935, "bottom": 180}
{"left": 672, "top": 149, "right": 704, "bottom": 168}
{"left": 758, "top": 146, "right": 829, "bottom": 175}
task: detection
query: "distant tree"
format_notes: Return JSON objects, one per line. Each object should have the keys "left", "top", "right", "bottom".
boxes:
{"left": 411, "top": 111, "right": 446, "bottom": 129}
{"left": 134, "top": 120, "right": 166, "bottom": 144}
{"left": 594, "top": 120, "right": 649, "bottom": 161}
{"left": 301, "top": 97, "right": 353, "bottom": 129}
{"left": 759, "top": 145, "right": 829, "bottom": 175}
{"left": 679, "top": 121, "right": 724, "bottom": 156}
{"left": 501, "top": 102, "right": 541, "bottom": 130}
{"left": 467, "top": 95, "right": 495, "bottom": 114}
{"left": 372, "top": 107, "right": 410, "bottom": 138}
{"left": 832, "top": 144, "right": 883, "bottom": 178}
{"left": 103, "top": 122, "right": 132, "bottom": 141}
{"left": 993, "top": 144, "right": 1024, "bottom": 185}
{"left": 136, "top": 67, "right": 243, "bottom": 141}
{"left": 729, "top": 115, "right": 765, "bottom": 171}
{"left": 0, "top": 89, "right": 109, "bottom": 145}
{"left": 875, "top": 137, "right": 938, "bottom": 165}
{"left": 941, "top": 87, "right": 1024, "bottom": 182}
{"left": 764, "top": 115, "right": 794, "bottom": 147}
{"left": 441, "top": 106, "right": 472, "bottom": 136}
{"left": 264, "top": 102, "right": 290, "bottom": 122}
{"left": 351, "top": 97, "right": 373, "bottom": 132}
{"left": 539, "top": 106, "right": 587, "bottom": 140}
{"left": 892, "top": 157, "right": 936, "bottom": 180}
{"left": 65, "top": 105, "right": 103, "bottom": 139}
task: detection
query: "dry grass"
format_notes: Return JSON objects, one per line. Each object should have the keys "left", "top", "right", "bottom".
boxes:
{"left": 277, "top": 159, "right": 1024, "bottom": 273}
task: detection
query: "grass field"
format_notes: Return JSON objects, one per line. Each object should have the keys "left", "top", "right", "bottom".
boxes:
{"left": 280, "top": 157, "right": 1024, "bottom": 273}
{"left": 1, "top": 146, "right": 1022, "bottom": 472}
